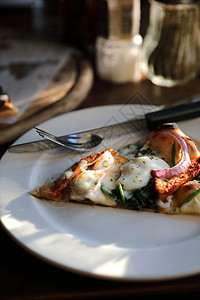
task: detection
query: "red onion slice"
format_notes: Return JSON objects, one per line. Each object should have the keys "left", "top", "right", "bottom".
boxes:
{"left": 150, "top": 130, "right": 191, "bottom": 179}
{"left": 90, "top": 173, "right": 107, "bottom": 196}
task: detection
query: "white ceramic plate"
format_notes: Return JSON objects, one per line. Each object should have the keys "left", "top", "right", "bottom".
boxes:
{"left": 1, "top": 105, "right": 200, "bottom": 281}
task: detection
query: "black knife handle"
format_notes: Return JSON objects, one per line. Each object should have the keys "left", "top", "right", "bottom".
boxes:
{"left": 145, "top": 101, "right": 200, "bottom": 130}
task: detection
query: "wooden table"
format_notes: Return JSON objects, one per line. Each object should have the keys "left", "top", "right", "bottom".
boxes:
{"left": 1, "top": 61, "right": 200, "bottom": 299}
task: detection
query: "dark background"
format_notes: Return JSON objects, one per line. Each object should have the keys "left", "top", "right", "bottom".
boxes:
{"left": 0, "top": 0, "right": 149, "bottom": 54}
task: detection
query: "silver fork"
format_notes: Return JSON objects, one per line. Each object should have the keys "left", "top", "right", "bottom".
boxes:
{"left": 34, "top": 127, "right": 103, "bottom": 151}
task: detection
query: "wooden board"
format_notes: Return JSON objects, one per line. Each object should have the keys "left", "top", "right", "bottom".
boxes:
{"left": 0, "top": 57, "right": 93, "bottom": 145}
{"left": 0, "top": 30, "right": 93, "bottom": 145}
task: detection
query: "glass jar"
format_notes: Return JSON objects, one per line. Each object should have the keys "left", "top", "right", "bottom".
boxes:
{"left": 96, "top": 35, "right": 142, "bottom": 83}
{"left": 95, "top": 0, "right": 142, "bottom": 83}
{"left": 140, "top": 0, "right": 200, "bottom": 87}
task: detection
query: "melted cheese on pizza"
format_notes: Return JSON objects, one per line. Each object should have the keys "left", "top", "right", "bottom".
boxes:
{"left": 118, "top": 156, "right": 169, "bottom": 190}
{"left": 69, "top": 151, "right": 169, "bottom": 206}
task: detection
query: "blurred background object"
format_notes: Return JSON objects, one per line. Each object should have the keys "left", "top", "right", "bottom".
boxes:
{"left": 0, "top": 0, "right": 34, "bottom": 32}
{"left": 0, "top": 1, "right": 149, "bottom": 61}
{"left": 140, "top": 0, "right": 200, "bottom": 87}
{"left": 32, "top": 0, "right": 98, "bottom": 52}
{"left": 0, "top": 0, "right": 99, "bottom": 52}
{"left": 95, "top": 0, "right": 142, "bottom": 83}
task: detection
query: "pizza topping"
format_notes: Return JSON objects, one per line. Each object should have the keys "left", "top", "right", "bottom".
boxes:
{"left": 71, "top": 151, "right": 114, "bottom": 200}
{"left": 175, "top": 180, "right": 200, "bottom": 213}
{"left": 118, "top": 183, "right": 126, "bottom": 205}
{"left": 116, "top": 178, "right": 158, "bottom": 211}
{"left": 155, "top": 157, "right": 200, "bottom": 200}
{"left": 74, "top": 172, "right": 101, "bottom": 195}
{"left": 93, "top": 150, "right": 115, "bottom": 170}
{"left": 151, "top": 130, "right": 191, "bottom": 179}
{"left": 80, "top": 150, "right": 114, "bottom": 176}
{"left": 181, "top": 188, "right": 200, "bottom": 207}
{"left": 87, "top": 173, "right": 107, "bottom": 198}
{"left": 118, "top": 156, "right": 169, "bottom": 190}
{"left": 70, "top": 150, "right": 128, "bottom": 205}
{"left": 100, "top": 186, "right": 117, "bottom": 200}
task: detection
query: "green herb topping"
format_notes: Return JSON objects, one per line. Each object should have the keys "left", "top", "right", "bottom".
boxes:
{"left": 140, "top": 147, "right": 154, "bottom": 156}
{"left": 118, "top": 183, "right": 126, "bottom": 206}
{"left": 181, "top": 188, "right": 200, "bottom": 207}
{"left": 115, "top": 179, "right": 157, "bottom": 211}
{"left": 100, "top": 186, "right": 117, "bottom": 200}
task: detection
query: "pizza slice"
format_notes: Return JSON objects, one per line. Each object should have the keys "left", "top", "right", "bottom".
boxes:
{"left": 30, "top": 123, "right": 200, "bottom": 214}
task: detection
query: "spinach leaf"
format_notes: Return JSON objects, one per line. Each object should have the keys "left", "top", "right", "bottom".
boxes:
{"left": 115, "top": 179, "right": 158, "bottom": 211}
{"left": 100, "top": 186, "right": 117, "bottom": 200}
{"left": 140, "top": 147, "right": 154, "bottom": 156}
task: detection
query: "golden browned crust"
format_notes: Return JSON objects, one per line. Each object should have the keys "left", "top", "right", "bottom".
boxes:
{"left": 154, "top": 157, "right": 200, "bottom": 200}
{"left": 30, "top": 148, "right": 117, "bottom": 201}
{"left": 174, "top": 180, "right": 200, "bottom": 207}
{"left": 148, "top": 123, "right": 200, "bottom": 164}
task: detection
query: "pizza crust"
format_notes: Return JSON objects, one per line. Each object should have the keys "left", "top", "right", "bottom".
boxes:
{"left": 148, "top": 123, "right": 200, "bottom": 164}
